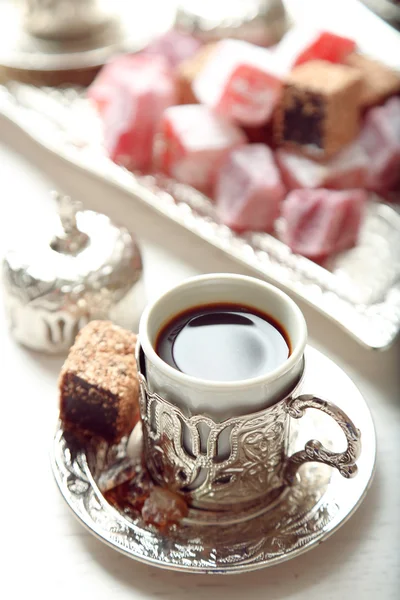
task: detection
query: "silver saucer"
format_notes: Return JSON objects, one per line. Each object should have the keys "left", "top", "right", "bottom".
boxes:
{"left": 0, "top": 0, "right": 173, "bottom": 83}
{"left": 51, "top": 346, "right": 376, "bottom": 574}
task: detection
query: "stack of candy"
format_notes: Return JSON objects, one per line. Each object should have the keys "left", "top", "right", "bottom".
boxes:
{"left": 87, "top": 26, "right": 400, "bottom": 262}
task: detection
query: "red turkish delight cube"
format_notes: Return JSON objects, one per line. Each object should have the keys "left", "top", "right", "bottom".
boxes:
{"left": 87, "top": 54, "right": 140, "bottom": 115}
{"left": 294, "top": 31, "right": 356, "bottom": 67}
{"left": 275, "top": 28, "right": 356, "bottom": 71}
{"left": 193, "top": 39, "right": 285, "bottom": 126}
{"left": 102, "top": 56, "right": 177, "bottom": 171}
{"left": 140, "top": 29, "right": 203, "bottom": 69}
{"left": 276, "top": 141, "right": 368, "bottom": 190}
{"left": 360, "top": 97, "right": 400, "bottom": 195}
{"left": 155, "top": 105, "right": 246, "bottom": 192}
{"left": 282, "top": 189, "right": 366, "bottom": 260}
{"left": 215, "top": 145, "right": 286, "bottom": 232}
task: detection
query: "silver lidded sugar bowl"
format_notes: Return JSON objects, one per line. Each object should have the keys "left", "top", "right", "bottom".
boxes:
{"left": 2, "top": 193, "right": 144, "bottom": 353}
{"left": 20, "top": 0, "right": 114, "bottom": 41}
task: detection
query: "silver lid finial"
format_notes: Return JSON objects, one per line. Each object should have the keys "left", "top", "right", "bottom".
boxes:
{"left": 51, "top": 191, "right": 89, "bottom": 254}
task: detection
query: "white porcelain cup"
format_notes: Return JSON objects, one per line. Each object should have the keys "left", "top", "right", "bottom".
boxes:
{"left": 139, "top": 273, "right": 307, "bottom": 421}
{"left": 137, "top": 274, "right": 361, "bottom": 511}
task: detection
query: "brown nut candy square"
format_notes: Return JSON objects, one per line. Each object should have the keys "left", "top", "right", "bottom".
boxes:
{"left": 71, "top": 320, "right": 137, "bottom": 359}
{"left": 59, "top": 321, "right": 139, "bottom": 444}
{"left": 275, "top": 60, "right": 362, "bottom": 159}
{"left": 345, "top": 52, "right": 400, "bottom": 107}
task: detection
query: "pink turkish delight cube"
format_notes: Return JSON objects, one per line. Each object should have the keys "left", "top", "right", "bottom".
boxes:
{"left": 193, "top": 39, "right": 285, "bottom": 127}
{"left": 282, "top": 189, "right": 366, "bottom": 260}
{"left": 140, "top": 29, "right": 203, "bottom": 69}
{"left": 215, "top": 145, "right": 286, "bottom": 232}
{"left": 360, "top": 97, "right": 400, "bottom": 195}
{"left": 275, "top": 27, "right": 356, "bottom": 72}
{"left": 87, "top": 54, "right": 141, "bottom": 115}
{"left": 102, "top": 56, "right": 177, "bottom": 171}
{"left": 155, "top": 105, "right": 246, "bottom": 192}
{"left": 276, "top": 141, "right": 368, "bottom": 190}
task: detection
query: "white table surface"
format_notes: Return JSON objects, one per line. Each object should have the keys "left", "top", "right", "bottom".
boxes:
{"left": 1, "top": 1, "right": 400, "bottom": 595}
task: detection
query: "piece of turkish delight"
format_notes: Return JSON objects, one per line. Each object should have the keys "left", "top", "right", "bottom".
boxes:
{"left": 105, "top": 468, "right": 154, "bottom": 515}
{"left": 102, "top": 56, "right": 177, "bottom": 171}
{"left": 275, "top": 28, "right": 356, "bottom": 72}
{"left": 276, "top": 141, "right": 368, "bottom": 190}
{"left": 275, "top": 60, "right": 362, "bottom": 159}
{"left": 193, "top": 39, "right": 285, "bottom": 126}
{"left": 215, "top": 145, "right": 286, "bottom": 232}
{"left": 87, "top": 54, "right": 139, "bottom": 115}
{"left": 141, "top": 488, "right": 188, "bottom": 532}
{"left": 140, "top": 29, "right": 202, "bottom": 69}
{"left": 294, "top": 32, "right": 356, "bottom": 67}
{"left": 155, "top": 105, "right": 246, "bottom": 192}
{"left": 360, "top": 97, "right": 400, "bottom": 195}
{"left": 282, "top": 188, "right": 366, "bottom": 260}
{"left": 345, "top": 52, "right": 400, "bottom": 108}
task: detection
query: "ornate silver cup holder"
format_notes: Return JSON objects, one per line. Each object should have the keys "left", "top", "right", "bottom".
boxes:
{"left": 136, "top": 344, "right": 361, "bottom": 515}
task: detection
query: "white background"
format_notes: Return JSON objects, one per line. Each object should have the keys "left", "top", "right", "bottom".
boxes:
{"left": 0, "top": 0, "right": 399, "bottom": 597}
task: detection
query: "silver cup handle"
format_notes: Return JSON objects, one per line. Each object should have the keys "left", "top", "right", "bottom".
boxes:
{"left": 283, "top": 394, "right": 362, "bottom": 485}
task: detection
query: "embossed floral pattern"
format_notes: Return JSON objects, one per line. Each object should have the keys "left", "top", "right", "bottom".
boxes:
{"left": 138, "top": 373, "right": 361, "bottom": 509}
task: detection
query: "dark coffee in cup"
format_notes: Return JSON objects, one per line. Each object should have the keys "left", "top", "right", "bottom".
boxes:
{"left": 156, "top": 303, "right": 290, "bottom": 382}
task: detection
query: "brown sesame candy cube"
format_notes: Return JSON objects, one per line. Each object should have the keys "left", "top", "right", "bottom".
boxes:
{"left": 59, "top": 322, "right": 139, "bottom": 444}
{"left": 275, "top": 60, "right": 362, "bottom": 159}
{"left": 72, "top": 320, "right": 137, "bottom": 359}
{"left": 345, "top": 52, "right": 400, "bottom": 108}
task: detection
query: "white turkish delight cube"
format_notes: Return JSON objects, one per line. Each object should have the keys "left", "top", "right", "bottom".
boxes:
{"left": 282, "top": 188, "right": 366, "bottom": 261}
{"left": 216, "top": 145, "right": 286, "bottom": 232}
{"left": 155, "top": 104, "right": 246, "bottom": 192}
{"left": 102, "top": 56, "right": 177, "bottom": 171}
{"left": 193, "top": 39, "right": 285, "bottom": 126}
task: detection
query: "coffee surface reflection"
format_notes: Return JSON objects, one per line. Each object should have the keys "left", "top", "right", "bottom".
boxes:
{"left": 156, "top": 303, "right": 290, "bottom": 382}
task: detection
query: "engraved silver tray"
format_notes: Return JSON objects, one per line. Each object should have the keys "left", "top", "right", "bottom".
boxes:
{"left": 361, "top": 0, "right": 400, "bottom": 29}
{"left": 51, "top": 347, "right": 376, "bottom": 574}
{"left": 1, "top": 1, "right": 400, "bottom": 350}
